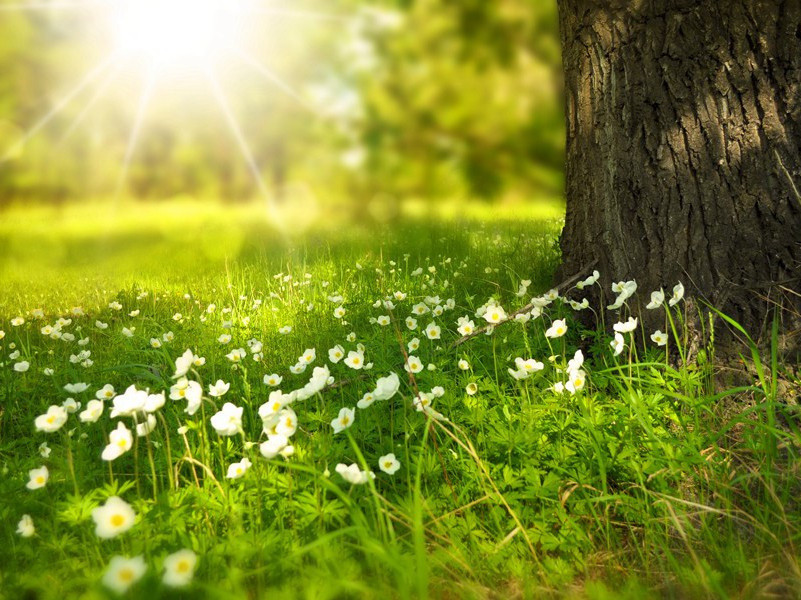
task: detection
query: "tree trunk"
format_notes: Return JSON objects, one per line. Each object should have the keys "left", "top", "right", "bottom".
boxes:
{"left": 556, "top": 0, "right": 801, "bottom": 341}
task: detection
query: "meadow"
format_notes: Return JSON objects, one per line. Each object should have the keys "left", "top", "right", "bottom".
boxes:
{"left": 1, "top": 200, "right": 799, "bottom": 599}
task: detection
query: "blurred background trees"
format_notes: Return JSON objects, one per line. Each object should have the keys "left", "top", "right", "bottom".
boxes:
{"left": 0, "top": 0, "right": 564, "bottom": 208}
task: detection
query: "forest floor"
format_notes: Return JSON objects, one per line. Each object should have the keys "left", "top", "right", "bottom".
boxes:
{"left": 0, "top": 200, "right": 799, "bottom": 599}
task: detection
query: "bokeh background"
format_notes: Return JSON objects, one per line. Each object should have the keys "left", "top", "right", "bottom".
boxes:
{"left": 0, "top": 0, "right": 564, "bottom": 211}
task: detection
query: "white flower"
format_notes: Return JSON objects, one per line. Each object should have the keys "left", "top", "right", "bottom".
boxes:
{"left": 210, "top": 403, "right": 243, "bottom": 436}
{"left": 110, "top": 385, "right": 148, "bottom": 418}
{"left": 217, "top": 334, "right": 232, "bottom": 345}
{"left": 405, "top": 316, "right": 418, "bottom": 330}
{"left": 261, "top": 373, "right": 282, "bottom": 388}
{"left": 407, "top": 337, "right": 420, "bottom": 352}
{"left": 344, "top": 350, "right": 365, "bottom": 370}
{"left": 482, "top": 305, "right": 507, "bottom": 324}
{"left": 646, "top": 289, "right": 665, "bottom": 310}
{"left": 34, "top": 405, "right": 68, "bottom": 433}
{"left": 13, "top": 361, "right": 30, "bottom": 373}
{"left": 372, "top": 372, "right": 401, "bottom": 401}
{"left": 92, "top": 496, "right": 136, "bottom": 538}
{"left": 102, "top": 422, "right": 133, "bottom": 461}
{"left": 404, "top": 355, "right": 423, "bottom": 373}
{"left": 607, "top": 280, "right": 638, "bottom": 310}
{"left": 38, "top": 442, "right": 50, "bottom": 458}
{"left": 300, "top": 348, "right": 316, "bottom": 364}
{"left": 545, "top": 319, "right": 568, "bottom": 338}
{"left": 17, "top": 514, "right": 35, "bottom": 538}
{"left": 376, "top": 315, "right": 391, "bottom": 326}
{"left": 335, "top": 463, "right": 374, "bottom": 485}
{"left": 569, "top": 299, "right": 589, "bottom": 311}
{"left": 11, "top": 316, "right": 25, "bottom": 326}
{"left": 163, "top": 549, "right": 197, "bottom": 588}
{"left": 465, "top": 383, "right": 478, "bottom": 396}
{"left": 173, "top": 349, "right": 196, "bottom": 378}
{"left": 651, "top": 330, "right": 668, "bottom": 346}
{"left": 95, "top": 320, "right": 109, "bottom": 329}
{"left": 64, "top": 382, "right": 89, "bottom": 394}
{"left": 274, "top": 407, "right": 298, "bottom": 437}
{"left": 208, "top": 380, "right": 230, "bottom": 397}
{"left": 102, "top": 555, "right": 146, "bottom": 594}
{"left": 565, "top": 370, "right": 586, "bottom": 394}
{"left": 424, "top": 322, "right": 441, "bottom": 340}
{"left": 575, "top": 270, "right": 600, "bottom": 290}
{"left": 225, "top": 348, "right": 247, "bottom": 363}
{"left": 328, "top": 345, "right": 345, "bottom": 363}
{"left": 613, "top": 317, "right": 638, "bottom": 334}
{"left": 357, "top": 392, "right": 376, "bottom": 409}
{"left": 136, "top": 414, "right": 157, "bottom": 437}
{"left": 96, "top": 384, "right": 116, "bottom": 400}
{"left": 669, "top": 282, "right": 685, "bottom": 307}
{"left": 610, "top": 333, "right": 625, "bottom": 356}
{"left": 413, "top": 392, "right": 433, "bottom": 412}
{"left": 226, "top": 457, "right": 252, "bottom": 479}
{"left": 144, "top": 392, "right": 165, "bottom": 413}
{"left": 331, "top": 407, "right": 355, "bottom": 434}
{"left": 378, "top": 453, "right": 400, "bottom": 475}
{"left": 80, "top": 400, "right": 104, "bottom": 423}
{"left": 333, "top": 306, "right": 346, "bottom": 319}
{"left": 458, "top": 359, "right": 470, "bottom": 370}
{"left": 290, "top": 363, "right": 307, "bottom": 375}
{"left": 412, "top": 303, "right": 430, "bottom": 316}
{"left": 260, "top": 434, "right": 290, "bottom": 459}
{"left": 26, "top": 466, "right": 49, "bottom": 490}
{"left": 121, "top": 327, "right": 135, "bottom": 338}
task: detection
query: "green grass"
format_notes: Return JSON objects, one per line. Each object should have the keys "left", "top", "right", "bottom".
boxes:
{"left": 0, "top": 200, "right": 799, "bottom": 599}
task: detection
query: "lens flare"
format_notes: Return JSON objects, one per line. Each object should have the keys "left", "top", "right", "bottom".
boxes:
{"left": 112, "top": 0, "right": 241, "bottom": 68}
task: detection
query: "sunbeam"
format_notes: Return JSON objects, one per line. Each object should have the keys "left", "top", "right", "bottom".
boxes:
{"left": 58, "top": 59, "right": 127, "bottom": 143}
{"left": 205, "top": 68, "right": 285, "bottom": 230}
{"left": 1, "top": 53, "right": 118, "bottom": 162}
{"left": 228, "top": 47, "right": 317, "bottom": 113}
{"left": 114, "top": 71, "right": 156, "bottom": 199}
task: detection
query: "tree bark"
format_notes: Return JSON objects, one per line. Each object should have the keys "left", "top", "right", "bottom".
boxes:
{"left": 556, "top": 0, "right": 801, "bottom": 341}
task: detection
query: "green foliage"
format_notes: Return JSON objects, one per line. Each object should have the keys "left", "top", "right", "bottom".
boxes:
{"left": 0, "top": 0, "right": 564, "bottom": 204}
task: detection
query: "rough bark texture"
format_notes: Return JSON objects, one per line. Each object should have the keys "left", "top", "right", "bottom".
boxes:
{"left": 556, "top": 0, "right": 801, "bottom": 343}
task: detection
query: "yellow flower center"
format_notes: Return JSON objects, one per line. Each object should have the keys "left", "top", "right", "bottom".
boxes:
{"left": 46, "top": 416, "right": 55, "bottom": 424}
{"left": 110, "top": 514, "right": 125, "bottom": 527}
{"left": 176, "top": 560, "right": 190, "bottom": 573}
{"left": 36, "top": 476, "right": 45, "bottom": 484}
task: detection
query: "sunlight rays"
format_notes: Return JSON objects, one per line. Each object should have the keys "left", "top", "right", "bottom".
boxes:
{"left": 228, "top": 47, "right": 317, "bottom": 114}
{"left": 205, "top": 68, "right": 286, "bottom": 231}
{"left": 114, "top": 71, "right": 156, "bottom": 199}
{"left": 0, "top": 0, "right": 350, "bottom": 213}
{"left": 58, "top": 59, "right": 127, "bottom": 143}
{"left": 1, "top": 53, "right": 119, "bottom": 162}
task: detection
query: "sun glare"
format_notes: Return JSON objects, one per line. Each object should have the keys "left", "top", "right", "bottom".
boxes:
{"left": 112, "top": 0, "right": 241, "bottom": 67}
